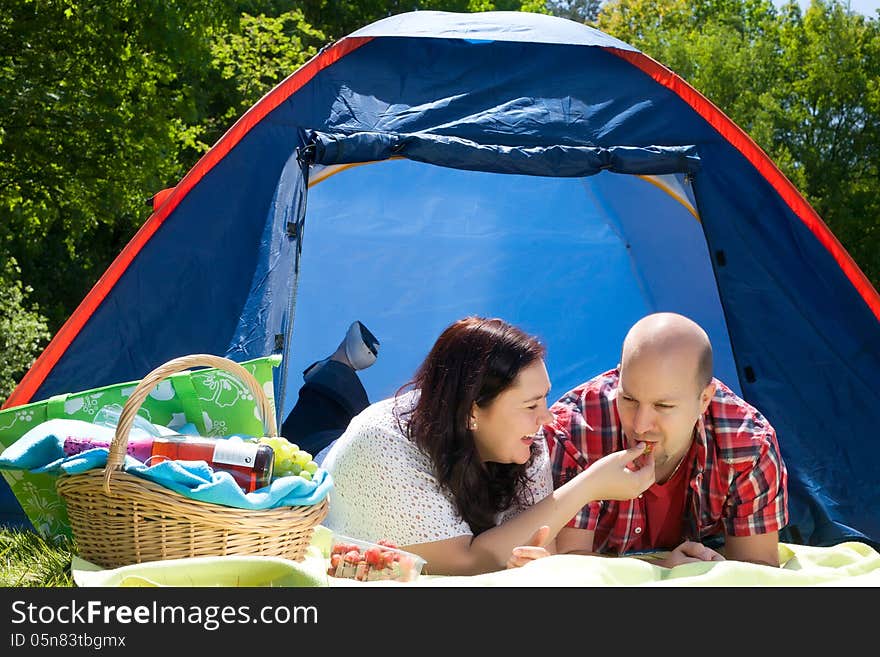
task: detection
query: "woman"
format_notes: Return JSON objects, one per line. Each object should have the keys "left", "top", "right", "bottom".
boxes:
{"left": 322, "top": 316, "right": 654, "bottom": 575}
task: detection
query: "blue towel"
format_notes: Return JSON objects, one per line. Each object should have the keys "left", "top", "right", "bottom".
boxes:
{"left": 0, "top": 419, "right": 332, "bottom": 510}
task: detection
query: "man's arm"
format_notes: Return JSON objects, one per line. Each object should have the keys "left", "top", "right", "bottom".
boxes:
{"left": 720, "top": 427, "right": 786, "bottom": 568}
{"left": 558, "top": 526, "right": 780, "bottom": 567}
{"left": 555, "top": 526, "right": 597, "bottom": 555}
{"left": 722, "top": 531, "right": 780, "bottom": 567}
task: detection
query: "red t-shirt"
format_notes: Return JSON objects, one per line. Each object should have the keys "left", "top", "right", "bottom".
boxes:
{"left": 643, "top": 445, "right": 692, "bottom": 549}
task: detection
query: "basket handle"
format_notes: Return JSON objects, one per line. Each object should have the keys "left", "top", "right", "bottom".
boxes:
{"left": 102, "top": 354, "right": 278, "bottom": 493}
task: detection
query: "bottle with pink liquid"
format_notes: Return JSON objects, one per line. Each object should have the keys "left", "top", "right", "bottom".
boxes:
{"left": 61, "top": 406, "right": 275, "bottom": 493}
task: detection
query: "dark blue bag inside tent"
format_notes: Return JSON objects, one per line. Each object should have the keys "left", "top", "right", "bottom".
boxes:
{"left": 3, "top": 11, "right": 878, "bottom": 549}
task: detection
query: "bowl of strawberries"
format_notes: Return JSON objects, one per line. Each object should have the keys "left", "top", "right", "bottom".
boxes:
{"left": 327, "top": 534, "right": 426, "bottom": 582}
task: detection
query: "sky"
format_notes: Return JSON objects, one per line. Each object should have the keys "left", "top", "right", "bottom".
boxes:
{"left": 849, "top": 0, "right": 880, "bottom": 13}
{"left": 773, "top": 0, "right": 880, "bottom": 15}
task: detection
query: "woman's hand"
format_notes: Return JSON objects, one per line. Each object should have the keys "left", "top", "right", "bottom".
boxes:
{"left": 583, "top": 442, "right": 656, "bottom": 501}
{"left": 506, "top": 525, "right": 551, "bottom": 569}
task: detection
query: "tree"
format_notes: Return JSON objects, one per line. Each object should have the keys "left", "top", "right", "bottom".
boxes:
{"left": 0, "top": 1, "right": 309, "bottom": 400}
{"left": 0, "top": 257, "right": 50, "bottom": 404}
{"left": 547, "top": 0, "right": 604, "bottom": 23}
{"left": 775, "top": 1, "right": 880, "bottom": 286}
{"left": 0, "top": 1, "right": 241, "bottom": 331}
{"left": 209, "top": 9, "right": 326, "bottom": 131}
{"left": 596, "top": 0, "right": 880, "bottom": 289}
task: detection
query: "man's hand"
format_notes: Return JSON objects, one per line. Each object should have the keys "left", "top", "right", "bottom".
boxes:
{"left": 506, "top": 525, "right": 551, "bottom": 569}
{"left": 654, "top": 540, "right": 725, "bottom": 568}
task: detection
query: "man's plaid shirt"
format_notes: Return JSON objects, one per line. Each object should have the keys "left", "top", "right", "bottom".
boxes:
{"left": 542, "top": 368, "right": 789, "bottom": 554}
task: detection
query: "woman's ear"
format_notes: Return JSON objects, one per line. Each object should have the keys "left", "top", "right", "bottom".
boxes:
{"left": 469, "top": 402, "right": 480, "bottom": 431}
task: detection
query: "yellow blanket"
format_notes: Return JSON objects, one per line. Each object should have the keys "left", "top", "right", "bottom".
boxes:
{"left": 72, "top": 529, "right": 880, "bottom": 587}
{"left": 405, "top": 542, "right": 880, "bottom": 587}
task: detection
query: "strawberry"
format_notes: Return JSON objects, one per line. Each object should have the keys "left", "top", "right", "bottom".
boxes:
{"left": 364, "top": 546, "right": 382, "bottom": 566}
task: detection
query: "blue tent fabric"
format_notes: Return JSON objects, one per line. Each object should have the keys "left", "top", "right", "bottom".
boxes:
{"left": 3, "top": 10, "right": 879, "bottom": 550}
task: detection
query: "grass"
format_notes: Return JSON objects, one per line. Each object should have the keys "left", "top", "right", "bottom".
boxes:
{"left": 0, "top": 526, "right": 76, "bottom": 587}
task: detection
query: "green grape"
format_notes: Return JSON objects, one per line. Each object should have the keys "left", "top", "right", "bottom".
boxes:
{"left": 260, "top": 435, "right": 312, "bottom": 480}
{"left": 304, "top": 461, "right": 318, "bottom": 474}
{"left": 298, "top": 470, "right": 312, "bottom": 481}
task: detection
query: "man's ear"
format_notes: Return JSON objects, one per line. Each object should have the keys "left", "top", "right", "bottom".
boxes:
{"left": 699, "top": 381, "right": 716, "bottom": 414}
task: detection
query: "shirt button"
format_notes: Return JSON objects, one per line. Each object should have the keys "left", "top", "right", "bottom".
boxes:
{"left": 634, "top": 527, "right": 642, "bottom": 534}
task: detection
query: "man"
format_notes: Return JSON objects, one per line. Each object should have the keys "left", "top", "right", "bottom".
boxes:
{"left": 514, "top": 312, "right": 788, "bottom": 568}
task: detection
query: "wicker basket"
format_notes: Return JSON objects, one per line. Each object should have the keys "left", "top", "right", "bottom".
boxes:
{"left": 56, "top": 354, "right": 328, "bottom": 569}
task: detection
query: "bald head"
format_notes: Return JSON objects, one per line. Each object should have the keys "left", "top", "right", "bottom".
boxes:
{"left": 621, "top": 313, "right": 713, "bottom": 391}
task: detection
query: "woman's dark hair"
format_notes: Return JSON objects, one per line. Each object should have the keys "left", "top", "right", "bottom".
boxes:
{"left": 397, "top": 316, "right": 546, "bottom": 536}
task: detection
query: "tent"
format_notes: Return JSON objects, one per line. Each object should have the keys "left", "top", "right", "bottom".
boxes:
{"left": 3, "top": 10, "right": 879, "bottom": 548}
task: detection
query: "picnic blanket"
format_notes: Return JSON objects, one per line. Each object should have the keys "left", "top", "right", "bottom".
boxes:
{"left": 72, "top": 525, "right": 880, "bottom": 587}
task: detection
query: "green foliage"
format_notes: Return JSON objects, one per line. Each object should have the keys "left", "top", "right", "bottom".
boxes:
{"left": 0, "top": 0, "right": 238, "bottom": 330}
{"left": 210, "top": 9, "right": 326, "bottom": 129}
{"left": 597, "top": 0, "right": 880, "bottom": 290}
{"left": 775, "top": 1, "right": 880, "bottom": 284}
{"left": 0, "top": 257, "right": 50, "bottom": 404}
{"left": 0, "top": 526, "right": 75, "bottom": 587}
